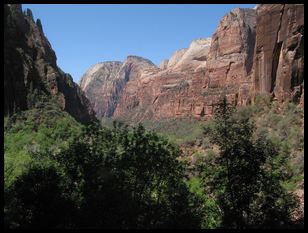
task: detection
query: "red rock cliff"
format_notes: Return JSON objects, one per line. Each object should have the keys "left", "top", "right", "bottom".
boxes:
{"left": 206, "top": 8, "right": 256, "bottom": 106}
{"left": 112, "top": 8, "right": 257, "bottom": 121}
{"left": 253, "top": 4, "right": 304, "bottom": 103}
{"left": 81, "top": 4, "right": 303, "bottom": 122}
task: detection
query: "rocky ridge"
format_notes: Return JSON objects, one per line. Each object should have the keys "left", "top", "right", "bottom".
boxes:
{"left": 4, "top": 4, "right": 96, "bottom": 123}
{"left": 80, "top": 56, "right": 159, "bottom": 118}
{"left": 80, "top": 4, "right": 304, "bottom": 122}
{"left": 111, "top": 8, "right": 257, "bottom": 121}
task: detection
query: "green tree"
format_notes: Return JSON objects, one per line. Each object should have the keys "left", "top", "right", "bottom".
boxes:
{"left": 200, "top": 96, "right": 298, "bottom": 229}
{"left": 4, "top": 165, "right": 76, "bottom": 229}
{"left": 56, "top": 122, "right": 203, "bottom": 228}
{"left": 5, "top": 122, "right": 203, "bottom": 229}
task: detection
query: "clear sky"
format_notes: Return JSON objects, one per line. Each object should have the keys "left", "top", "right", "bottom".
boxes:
{"left": 22, "top": 4, "right": 256, "bottom": 83}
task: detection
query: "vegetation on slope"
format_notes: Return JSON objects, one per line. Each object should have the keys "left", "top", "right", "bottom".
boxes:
{"left": 196, "top": 97, "right": 299, "bottom": 228}
{"left": 4, "top": 94, "right": 303, "bottom": 229}
{"left": 102, "top": 117, "right": 207, "bottom": 145}
{"left": 4, "top": 101, "right": 82, "bottom": 189}
{"left": 4, "top": 122, "right": 203, "bottom": 229}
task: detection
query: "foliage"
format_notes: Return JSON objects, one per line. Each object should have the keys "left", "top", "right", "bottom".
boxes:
{"left": 4, "top": 165, "right": 76, "bottom": 229}
{"left": 4, "top": 102, "right": 82, "bottom": 189}
{"left": 116, "top": 118, "right": 207, "bottom": 145}
{"left": 5, "top": 122, "right": 203, "bottom": 229}
{"left": 199, "top": 96, "right": 299, "bottom": 229}
{"left": 236, "top": 96, "right": 304, "bottom": 184}
{"left": 186, "top": 176, "right": 221, "bottom": 229}
{"left": 4, "top": 93, "right": 303, "bottom": 229}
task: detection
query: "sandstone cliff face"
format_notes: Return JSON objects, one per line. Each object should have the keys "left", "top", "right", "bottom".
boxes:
{"left": 206, "top": 8, "right": 256, "bottom": 106}
{"left": 113, "top": 8, "right": 257, "bottom": 121}
{"left": 113, "top": 68, "right": 209, "bottom": 121}
{"left": 161, "top": 38, "right": 211, "bottom": 72}
{"left": 80, "top": 62, "right": 123, "bottom": 118}
{"left": 253, "top": 4, "right": 304, "bottom": 103}
{"left": 82, "top": 4, "right": 303, "bottom": 122}
{"left": 166, "top": 48, "right": 188, "bottom": 69}
{"left": 80, "top": 56, "right": 159, "bottom": 119}
{"left": 4, "top": 4, "right": 95, "bottom": 123}
{"left": 159, "top": 59, "right": 169, "bottom": 69}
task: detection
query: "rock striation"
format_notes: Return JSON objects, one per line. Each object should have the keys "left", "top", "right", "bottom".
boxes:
{"left": 4, "top": 4, "right": 96, "bottom": 123}
{"left": 253, "top": 4, "right": 304, "bottom": 103}
{"left": 172, "top": 38, "right": 211, "bottom": 72}
{"left": 112, "top": 8, "right": 257, "bottom": 121}
{"left": 81, "top": 4, "right": 303, "bottom": 122}
{"left": 160, "top": 38, "right": 211, "bottom": 72}
{"left": 80, "top": 61, "right": 123, "bottom": 118}
{"left": 80, "top": 56, "right": 159, "bottom": 118}
{"left": 206, "top": 8, "right": 256, "bottom": 106}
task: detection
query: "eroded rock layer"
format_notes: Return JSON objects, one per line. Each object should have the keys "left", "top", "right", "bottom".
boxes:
{"left": 113, "top": 8, "right": 257, "bottom": 121}
{"left": 81, "top": 4, "right": 303, "bottom": 122}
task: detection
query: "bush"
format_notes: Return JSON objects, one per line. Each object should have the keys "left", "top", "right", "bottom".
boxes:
{"left": 4, "top": 165, "right": 76, "bottom": 229}
{"left": 5, "top": 122, "right": 204, "bottom": 229}
{"left": 4, "top": 105, "right": 82, "bottom": 189}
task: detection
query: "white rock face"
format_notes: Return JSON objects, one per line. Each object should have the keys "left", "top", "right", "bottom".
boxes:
{"left": 79, "top": 62, "right": 122, "bottom": 91}
{"left": 173, "top": 38, "right": 211, "bottom": 71}
{"left": 167, "top": 48, "right": 188, "bottom": 68}
{"left": 79, "top": 61, "right": 123, "bottom": 118}
{"left": 163, "top": 38, "right": 211, "bottom": 72}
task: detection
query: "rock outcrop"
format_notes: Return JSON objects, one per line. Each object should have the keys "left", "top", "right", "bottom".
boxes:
{"left": 253, "top": 4, "right": 304, "bottom": 103}
{"left": 4, "top": 4, "right": 96, "bottom": 123}
{"left": 161, "top": 38, "right": 211, "bottom": 72}
{"left": 159, "top": 59, "right": 169, "bottom": 70}
{"left": 206, "top": 8, "right": 256, "bottom": 106}
{"left": 172, "top": 38, "right": 211, "bottom": 72}
{"left": 113, "top": 9, "right": 257, "bottom": 121}
{"left": 81, "top": 4, "right": 303, "bottom": 122}
{"left": 166, "top": 48, "right": 188, "bottom": 69}
{"left": 80, "top": 61, "right": 123, "bottom": 118}
{"left": 80, "top": 56, "right": 159, "bottom": 119}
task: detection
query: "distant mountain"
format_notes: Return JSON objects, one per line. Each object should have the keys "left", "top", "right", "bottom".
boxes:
{"left": 80, "top": 4, "right": 303, "bottom": 122}
{"left": 79, "top": 56, "right": 159, "bottom": 119}
{"left": 4, "top": 4, "right": 96, "bottom": 123}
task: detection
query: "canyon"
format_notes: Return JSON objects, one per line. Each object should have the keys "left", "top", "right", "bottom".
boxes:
{"left": 4, "top": 4, "right": 304, "bottom": 228}
{"left": 80, "top": 4, "right": 304, "bottom": 122}
{"left": 4, "top": 4, "right": 304, "bottom": 123}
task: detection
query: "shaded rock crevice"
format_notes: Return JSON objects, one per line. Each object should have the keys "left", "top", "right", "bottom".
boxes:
{"left": 271, "top": 41, "right": 283, "bottom": 92}
{"left": 270, "top": 5, "right": 285, "bottom": 93}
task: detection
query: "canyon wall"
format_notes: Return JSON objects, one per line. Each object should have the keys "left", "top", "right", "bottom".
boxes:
{"left": 112, "top": 8, "right": 257, "bottom": 121}
{"left": 253, "top": 4, "right": 304, "bottom": 104}
{"left": 80, "top": 4, "right": 304, "bottom": 122}
{"left": 80, "top": 56, "right": 159, "bottom": 119}
{"left": 4, "top": 4, "right": 96, "bottom": 123}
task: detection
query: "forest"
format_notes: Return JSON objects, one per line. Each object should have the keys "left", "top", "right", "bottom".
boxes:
{"left": 4, "top": 96, "right": 304, "bottom": 229}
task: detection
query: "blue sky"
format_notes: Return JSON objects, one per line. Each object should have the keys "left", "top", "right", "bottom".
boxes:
{"left": 22, "top": 4, "right": 256, "bottom": 83}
